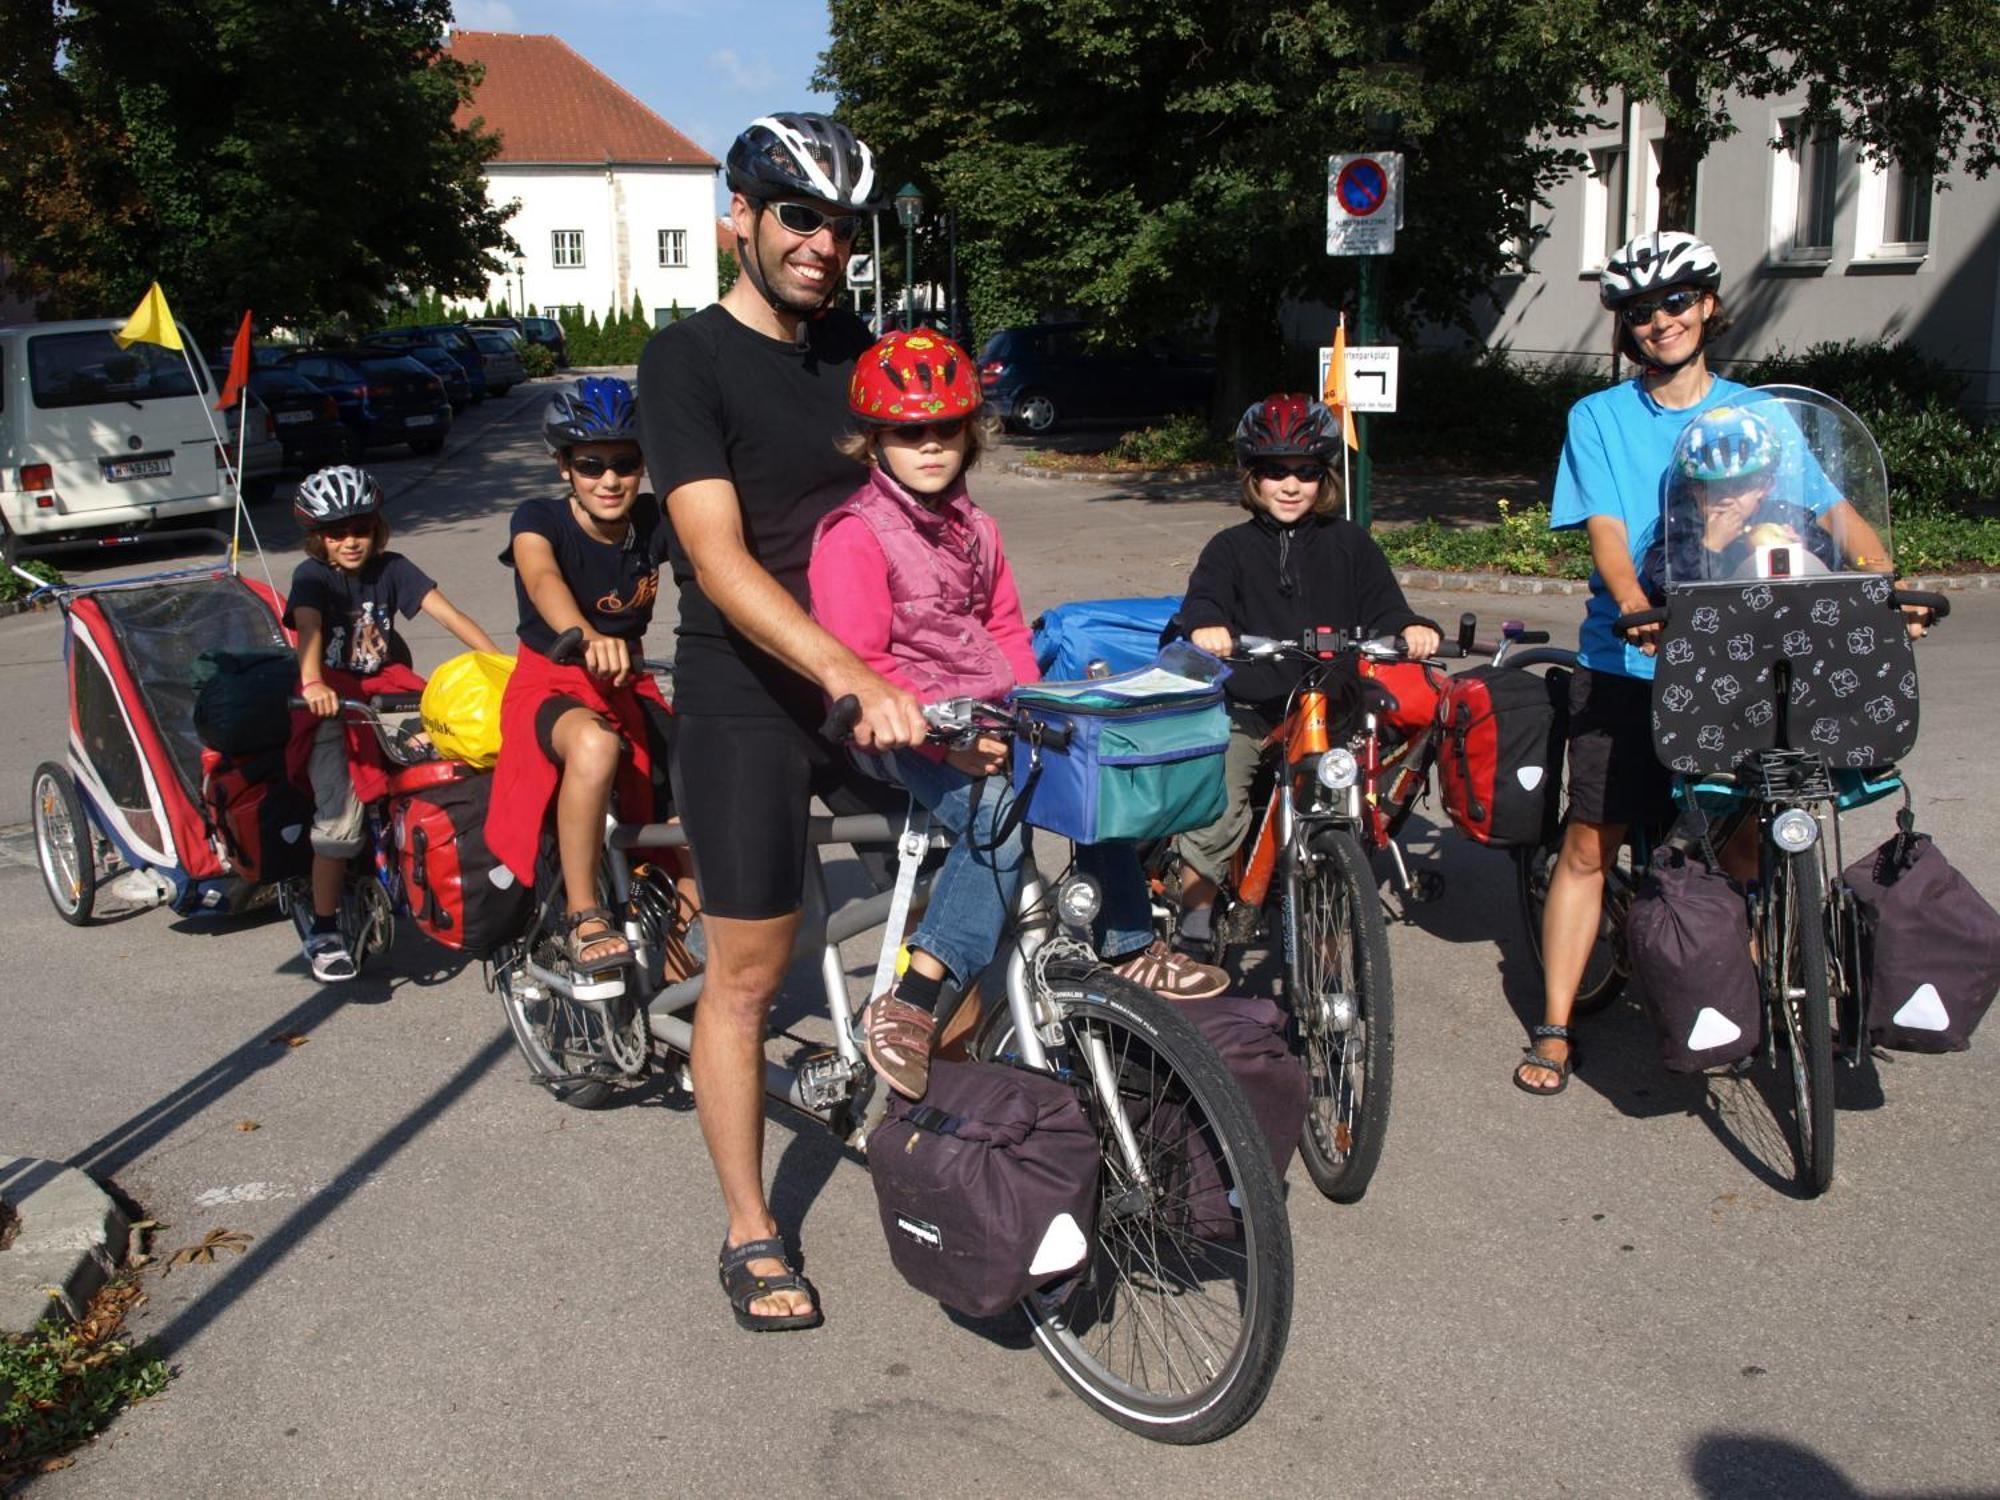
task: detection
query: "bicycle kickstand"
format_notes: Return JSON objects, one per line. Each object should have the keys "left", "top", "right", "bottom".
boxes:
{"left": 1383, "top": 839, "right": 1444, "bottom": 915}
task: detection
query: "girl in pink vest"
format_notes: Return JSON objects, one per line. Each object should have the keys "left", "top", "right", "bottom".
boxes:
{"left": 809, "top": 329, "right": 1226, "bottom": 1101}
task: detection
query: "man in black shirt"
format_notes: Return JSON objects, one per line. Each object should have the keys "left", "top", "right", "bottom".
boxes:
{"left": 637, "top": 112, "right": 924, "bottom": 1332}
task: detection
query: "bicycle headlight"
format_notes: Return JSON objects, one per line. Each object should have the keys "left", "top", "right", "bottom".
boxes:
{"left": 1316, "top": 747, "right": 1359, "bottom": 792}
{"left": 1771, "top": 808, "right": 1820, "bottom": 852}
{"left": 1056, "top": 874, "right": 1102, "bottom": 928}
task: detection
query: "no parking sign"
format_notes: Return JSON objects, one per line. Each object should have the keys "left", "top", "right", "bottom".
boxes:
{"left": 1326, "top": 153, "right": 1404, "bottom": 255}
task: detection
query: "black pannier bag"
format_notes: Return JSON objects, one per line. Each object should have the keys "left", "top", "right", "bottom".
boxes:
{"left": 1153, "top": 997, "right": 1308, "bottom": 1239}
{"left": 192, "top": 649, "right": 297, "bottom": 756}
{"left": 1437, "top": 665, "right": 1568, "bottom": 848}
{"left": 1843, "top": 833, "right": 2000, "bottom": 1052}
{"left": 1627, "top": 846, "right": 1763, "bottom": 1072}
{"left": 867, "top": 1060, "right": 1098, "bottom": 1320}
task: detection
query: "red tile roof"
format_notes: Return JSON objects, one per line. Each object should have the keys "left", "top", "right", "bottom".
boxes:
{"left": 448, "top": 32, "right": 718, "bottom": 168}
{"left": 716, "top": 219, "right": 736, "bottom": 261}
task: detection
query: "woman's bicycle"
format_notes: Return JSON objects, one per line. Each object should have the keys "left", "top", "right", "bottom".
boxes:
{"left": 488, "top": 632, "right": 1295, "bottom": 1443}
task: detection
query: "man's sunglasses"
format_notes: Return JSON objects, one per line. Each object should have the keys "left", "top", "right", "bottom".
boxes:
{"left": 569, "top": 453, "right": 644, "bottom": 478}
{"left": 1252, "top": 461, "right": 1328, "bottom": 484}
{"left": 1619, "top": 286, "right": 1706, "bottom": 327}
{"left": 771, "top": 201, "right": 863, "bottom": 244}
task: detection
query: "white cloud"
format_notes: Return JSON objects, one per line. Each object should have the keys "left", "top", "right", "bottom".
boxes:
{"left": 707, "top": 48, "right": 778, "bottom": 93}
{"left": 453, "top": 0, "right": 518, "bottom": 27}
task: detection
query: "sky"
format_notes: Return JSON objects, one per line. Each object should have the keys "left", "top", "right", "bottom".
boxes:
{"left": 449, "top": 0, "right": 838, "bottom": 216}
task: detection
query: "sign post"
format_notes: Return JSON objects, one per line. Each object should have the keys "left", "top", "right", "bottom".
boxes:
{"left": 1327, "top": 152, "right": 1403, "bottom": 530}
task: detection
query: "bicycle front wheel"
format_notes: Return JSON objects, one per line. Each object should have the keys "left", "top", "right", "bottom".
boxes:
{"left": 1771, "top": 848, "right": 1835, "bottom": 1197}
{"left": 978, "top": 956, "right": 1293, "bottom": 1444}
{"left": 1514, "top": 835, "right": 1628, "bottom": 1015}
{"left": 1289, "top": 826, "right": 1394, "bottom": 1202}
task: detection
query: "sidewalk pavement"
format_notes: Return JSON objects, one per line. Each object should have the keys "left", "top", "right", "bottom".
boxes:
{"left": 0, "top": 1156, "right": 130, "bottom": 1332}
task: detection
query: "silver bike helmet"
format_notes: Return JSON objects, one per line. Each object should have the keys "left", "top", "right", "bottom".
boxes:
{"left": 293, "top": 464, "right": 383, "bottom": 531}
{"left": 1599, "top": 230, "right": 1722, "bottom": 308}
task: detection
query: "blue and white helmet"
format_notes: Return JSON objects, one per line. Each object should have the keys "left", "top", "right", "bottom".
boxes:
{"left": 1600, "top": 230, "right": 1722, "bottom": 308}
{"left": 1678, "top": 406, "right": 1779, "bottom": 484}
{"left": 542, "top": 377, "right": 638, "bottom": 454}
{"left": 294, "top": 464, "right": 383, "bottom": 531}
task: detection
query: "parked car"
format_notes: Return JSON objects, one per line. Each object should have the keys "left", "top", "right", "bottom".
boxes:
{"left": 373, "top": 324, "right": 489, "bottom": 400}
{"left": 976, "top": 321, "right": 1215, "bottom": 435}
{"left": 519, "top": 315, "right": 568, "bottom": 368}
{"left": 281, "top": 349, "right": 453, "bottom": 457}
{"left": 373, "top": 341, "right": 471, "bottom": 412}
{"left": 0, "top": 318, "right": 230, "bottom": 565}
{"left": 244, "top": 366, "right": 351, "bottom": 469}
{"left": 470, "top": 331, "right": 525, "bottom": 396}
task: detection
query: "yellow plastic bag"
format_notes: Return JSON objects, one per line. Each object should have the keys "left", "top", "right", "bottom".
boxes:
{"left": 420, "top": 651, "right": 515, "bottom": 768}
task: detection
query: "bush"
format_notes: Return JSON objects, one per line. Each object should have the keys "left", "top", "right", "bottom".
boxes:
{"left": 1376, "top": 499, "right": 1593, "bottom": 579}
{"left": 0, "top": 559, "right": 61, "bottom": 603}
{"left": 1371, "top": 349, "right": 1608, "bottom": 469}
{"left": 518, "top": 342, "right": 556, "bottom": 379}
{"left": 1107, "top": 413, "right": 1230, "bottom": 468}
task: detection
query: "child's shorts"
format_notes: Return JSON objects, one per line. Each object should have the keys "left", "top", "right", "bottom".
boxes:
{"left": 307, "top": 717, "right": 366, "bottom": 858}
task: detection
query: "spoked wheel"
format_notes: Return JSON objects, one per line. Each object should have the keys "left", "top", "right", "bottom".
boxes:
{"left": 495, "top": 954, "right": 648, "bottom": 1111}
{"left": 1515, "top": 834, "right": 1630, "bottom": 1016}
{"left": 1288, "top": 826, "right": 1394, "bottom": 1203}
{"left": 31, "top": 762, "right": 96, "bottom": 925}
{"left": 1770, "top": 848, "right": 1835, "bottom": 1197}
{"left": 977, "top": 956, "right": 1292, "bottom": 1444}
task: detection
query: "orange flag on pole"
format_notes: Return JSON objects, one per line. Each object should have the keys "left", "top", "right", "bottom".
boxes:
{"left": 216, "top": 310, "right": 253, "bottom": 410}
{"left": 1323, "top": 315, "right": 1359, "bottom": 451}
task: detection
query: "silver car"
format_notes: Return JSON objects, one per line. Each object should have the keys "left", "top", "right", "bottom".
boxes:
{"left": 471, "top": 331, "right": 526, "bottom": 397}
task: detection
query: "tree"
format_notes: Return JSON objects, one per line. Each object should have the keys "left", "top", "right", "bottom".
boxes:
{"left": 1593, "top": 0, "right": 2000, "bottom": 230}
{"left": 0, "top": 0, "right": 513, "bottom": 340}
{"left": 820, "top": 0, "right": 1608, "bottom": 420}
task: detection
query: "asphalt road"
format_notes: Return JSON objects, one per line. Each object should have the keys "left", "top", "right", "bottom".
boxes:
{"left": 2, "top": 383, "right": 1997, "bottom": 1498}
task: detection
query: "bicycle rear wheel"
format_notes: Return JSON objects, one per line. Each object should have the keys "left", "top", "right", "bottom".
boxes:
{"left": 978, "top": 956, "right": 1293, "bottom": 1444}
{"left": 1771, "top": 848, "right": 1835, "bottom": 1197}
{"left": 1515, "top": 835, "right": 1628, "bottom": 1016}
{"left": 1289, "top": 826, "right": 1394, "bottom": 1202}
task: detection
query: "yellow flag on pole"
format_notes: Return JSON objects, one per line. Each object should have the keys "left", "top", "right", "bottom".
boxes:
{"left": 113, "top": 281, "right": 184, "bottom": 352}
{"left": 1323, "top": 315, "right": 1359, "bottom": 451}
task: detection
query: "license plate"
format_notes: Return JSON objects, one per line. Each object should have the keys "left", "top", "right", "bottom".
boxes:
{"left": 104, "top": 456, "right": 172, "bottom": 482}
{"left": 276, "top": 409, "right": 314, "bottom": 425}
{"left": 405, "top": 414, "right": 436, "bottom": 429}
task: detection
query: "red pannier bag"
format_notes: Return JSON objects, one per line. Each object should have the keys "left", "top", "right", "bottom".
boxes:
{"left": 200, "top": 747, "right": 314, "bottom": 887}
{"left": 1358, "top": 659, "right": 1442, "bottom": 744}
{"left": 1437, "top": 665, "right": 1568, "bottom": 848}
{"left": 390, "top": 761, "right": 533, "bottom": 955}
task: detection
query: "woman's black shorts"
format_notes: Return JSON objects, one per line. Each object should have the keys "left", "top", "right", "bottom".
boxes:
{"left": 1563, "top": 664, "right": 1673, "bottom": 829}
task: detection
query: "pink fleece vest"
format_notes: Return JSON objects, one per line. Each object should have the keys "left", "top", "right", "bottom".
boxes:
{"left": 814, "top": 466, "right": 1017, "bottom": 703}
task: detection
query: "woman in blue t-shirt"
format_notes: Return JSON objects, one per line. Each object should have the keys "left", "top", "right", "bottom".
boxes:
{"left": 1518, "top": 231, "right": 1744, "bottom": 1097}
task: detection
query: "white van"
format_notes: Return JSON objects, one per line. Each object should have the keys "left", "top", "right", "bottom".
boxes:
{"left": 0, "top": 318, "right": 229, "bottom": 565}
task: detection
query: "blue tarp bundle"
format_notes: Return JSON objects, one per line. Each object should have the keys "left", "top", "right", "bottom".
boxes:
{"left": 1031, "top": 595, "right": 1183, "bottom": 682}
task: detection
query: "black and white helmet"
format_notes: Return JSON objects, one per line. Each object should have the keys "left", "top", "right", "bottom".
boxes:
{"left": 726, "top": 112, "right": 879, "bottom": 211}
{"left": 1599, "top": 231, "right": 1722, "bottom": 308}
{"left": 293, "top": 464, "right": 383, "bottom": 532}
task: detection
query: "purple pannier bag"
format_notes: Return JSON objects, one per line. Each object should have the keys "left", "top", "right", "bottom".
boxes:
{"left": 1843, "top": 833, "right": 2000, "bottom": 1053}
{"left": 1152, "top": 997, "right": 1309, "bottom": 1240}
{"left": 1627, "top": 847, "right": 1763, "bottom": 1072}
{"left": 867, "top": 1060, "right": 1098, "bottom": 1320}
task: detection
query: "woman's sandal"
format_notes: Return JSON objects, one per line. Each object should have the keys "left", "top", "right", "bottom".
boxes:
{"left": 561, "top": 906, "right": 632, "bottom": 972}
{"left": 861, "top": 992, "right": 938, "bottom": 1101}
{"left": 719, "top": 1237, "right": 824, "bottom": 1333}
{"left": 1513, "top": 1023, "right": 1578, "bottom": 1097}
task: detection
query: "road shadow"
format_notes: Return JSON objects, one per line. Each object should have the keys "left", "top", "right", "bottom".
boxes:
{"left": 1687, "top": 1432, "right": 2000, "bottom": 1499}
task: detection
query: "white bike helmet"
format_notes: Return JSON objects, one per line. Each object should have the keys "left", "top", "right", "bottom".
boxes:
{"left": 293, "top": 464, "right": 383, "bottom": 532}
{"left": 1599, "top": 230, "right": 1722, "bottom": 309}
{"left": 725, "top": 112, "right": 880, "bottom": 211}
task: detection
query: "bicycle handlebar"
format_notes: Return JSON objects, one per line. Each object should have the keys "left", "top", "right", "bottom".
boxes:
{"left": 820, "top": 693, "right": 1073, "bottom": 753}
{"left": 1618, "top": 590, "right": 1949, "bottom": 640}
{"left": 545, "top": 625, "right": 673, "bottom": 677}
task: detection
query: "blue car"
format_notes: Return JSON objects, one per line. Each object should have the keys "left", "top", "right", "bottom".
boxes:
{"left": 374, "top": 324, "right": 489, "bottom": 401}
{"left": 977, "top": 321, "right": 1215, "bottom": 436}
{"left": 282, "top": 349, "right": 454, "bottom": 456}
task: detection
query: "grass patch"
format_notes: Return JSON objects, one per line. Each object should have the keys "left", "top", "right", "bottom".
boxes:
{"left": 1890, "top": 512, "right": 2000, "bottom": 575}
{"left": 1377, "top": 500, "right": 1593, "bottom": 579}
{"left": 1, "top": 1275, "right": 170, "bottom": 1482}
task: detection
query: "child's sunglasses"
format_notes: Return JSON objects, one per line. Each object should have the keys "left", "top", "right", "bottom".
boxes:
{"left": 569, "top": 454, "right": 644, "bottom": 478}
{"left": 891, "top": 418, "right": 969, "bottom": 442}
{"left": 1619, "top": 286, "right": 1705, "bottom": 327}
{"left": 1252, "top": 460, "right": 1328, "bottom": 484}
{"left": 771, "top": 202, "right": 863, "bottom": 244}
{"left": 315, "top": 518, "right": 377, "bottom": 540}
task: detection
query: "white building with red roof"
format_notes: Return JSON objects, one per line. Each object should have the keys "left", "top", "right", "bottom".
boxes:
{"left": 448, "top": 31, "right": 719, "bottom": 327}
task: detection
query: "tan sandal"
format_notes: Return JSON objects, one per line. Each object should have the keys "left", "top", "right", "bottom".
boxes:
{"left": 562, "top": 906, "right": 632, "bottom": 972}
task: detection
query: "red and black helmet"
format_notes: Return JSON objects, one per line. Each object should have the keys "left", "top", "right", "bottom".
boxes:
{"left": 849, "top": 328, "right": 982, "bottom": 425}
{"left": 1234, "top": 394, "right": 1339, "bottom": 467}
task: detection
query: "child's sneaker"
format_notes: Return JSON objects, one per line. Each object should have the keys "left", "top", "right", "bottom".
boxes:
{"left": 861, "top": 990, "right": 939, "bottom": 1101}
{"left": 304, "top": 930, "right": 357, "bottom": 983}
{"left": 1113, "top": 939, "right": 1229, "bottom": 1000}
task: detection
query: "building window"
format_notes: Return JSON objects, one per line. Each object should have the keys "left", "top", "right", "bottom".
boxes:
{"left": 1885, "top": 165, "right": 1932, "bottom": 248}
{"left": 1783, "top": 120, "right": 1840, "bottom": 256}
{"left": 551, "top": 230, "right": 584, "bottom": 269}
{"left": 657, "top": 229, "right": 687, "bottom": 269}
{"left": 653, "top": 305, "right": 693, "bottom": 329}
{"left": 1583, "top": 146, "right": 1628, "bottom": 269}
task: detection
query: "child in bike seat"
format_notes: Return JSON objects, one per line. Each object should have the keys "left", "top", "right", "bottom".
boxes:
{"left": 1171, "top": 395, "right": 1441, "bottom": 957}
{"left": 287, "top": 464, "right": 499, "bottom": 982}
{"left": 808, "top": 329, "right": 1230, "bottom": 1100}
{"left": 486, "top": 377, "right": 677, "bottom": 977}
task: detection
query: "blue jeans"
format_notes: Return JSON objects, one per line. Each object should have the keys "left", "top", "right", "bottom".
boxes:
{"left": 889, "top": 751, "right": 1153, "bottom": 983}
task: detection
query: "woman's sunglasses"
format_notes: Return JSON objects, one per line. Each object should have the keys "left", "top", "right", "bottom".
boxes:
{"left": 569, "top": 454, "right": 644, "bottom": 479}
{"left": 1619, "top": 286, "right": 1706, "bottom": 327}
{"left": 771, "top": 201, "right": 863, "bottom": 244}
{"left": 1252, "top": 461, "right": 1328, "bottom": 484}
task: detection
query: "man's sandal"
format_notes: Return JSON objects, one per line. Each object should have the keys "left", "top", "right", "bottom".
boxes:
{"left": 719, "top": 1237, "right": 824, "bottom": 1333}
{"left": 1513, "top": 1024, "right": 1577, "bottom": 1097}
{"left": 561, "top": 906, "right": 632, "bottom": 972}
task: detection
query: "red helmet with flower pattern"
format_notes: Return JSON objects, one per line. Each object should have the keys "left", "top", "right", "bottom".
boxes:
{"left": 848, "top": 328, "right": 982, "bottom": 425}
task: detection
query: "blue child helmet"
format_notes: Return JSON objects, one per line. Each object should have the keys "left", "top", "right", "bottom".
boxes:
{"left": 543, "top": 377, "right": 638, "bottom": 453}
{"left": 1677, "top": 405, "right": 1778, "bottom": 484}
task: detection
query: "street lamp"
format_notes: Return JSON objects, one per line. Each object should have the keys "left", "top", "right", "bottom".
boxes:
{"left": 894, "top": 182, "right": 924, "bottom": 329}
{"left": 512, "top": 254, "right": 526, "bottom": 316}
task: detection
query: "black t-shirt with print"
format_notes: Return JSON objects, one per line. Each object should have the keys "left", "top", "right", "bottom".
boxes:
{"left": 285, "top": 552, "right": 435, "bottom": 675}
{"left": 503, "top": 492, "right": 671, "bottom": 657}
{"left": 636, "top": 303, "right": 873, "bottom": 719}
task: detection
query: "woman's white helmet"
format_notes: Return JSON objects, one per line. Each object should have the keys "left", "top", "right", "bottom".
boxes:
{"left": 1599, "top": 231, "right": 1722, "bottom": 308}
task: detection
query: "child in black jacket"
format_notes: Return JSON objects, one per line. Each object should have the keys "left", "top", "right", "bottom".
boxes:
{"left": 1174, "top": 395, "right": 1440, "bottom": 954}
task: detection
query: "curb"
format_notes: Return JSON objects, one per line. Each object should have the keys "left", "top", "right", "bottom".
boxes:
{"left": 1000, "top": 458, "right": 1229, "bottom": 487}
{"left": 0, "top": 1156, "right": 131, "bottom": 1333}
